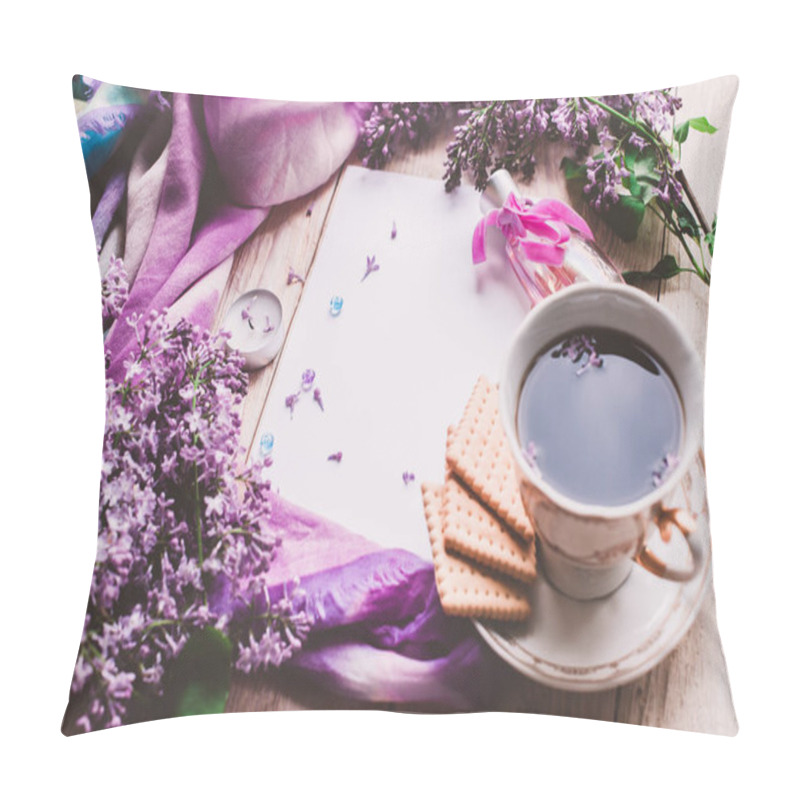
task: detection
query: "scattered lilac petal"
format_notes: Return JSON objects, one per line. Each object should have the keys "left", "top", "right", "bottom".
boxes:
{"left": 523, "top": 441, "right": 541, "bottom": 476}
{"left": 329, "top": 296, "right": 344, "bottom": 316}
{"left": 652, "top": 452, "right": 680, "bottom": 487}
{"left": 285, "top": 392, "right": 301, "bottom": 416}
{"left": 301, "top": 369, "right": 316, "bottom": 391}
{"left": 402, "top": 471, "right": 415, "bottom": 486}
{"left": 361, "top": 255, "right": 380, "bottom": 282}
{"left": 575, "top": 351, "right": 603, "bottom": 376}
{"left": 327, "top": 451, "right": 343, "bottom": 463}
{"left": 263, "top": 316, "right": 275, "bottom": 334}
{"left": 556, "top": 334, "right": 603, "bottom": 376}
{"left": 287, "top": 268, "right": 305, "bottom": 286}
{"left": 241, "top": 306, "right": 253, "bottom": 322}
{"left": 391, "top": 220, "right": 397, "bottom": 240}
{"left": 313, "top": 388, "right": 324, "bottom": 411}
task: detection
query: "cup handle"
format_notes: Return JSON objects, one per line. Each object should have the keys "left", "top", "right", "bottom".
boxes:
{"left": 634, "top": 503, "right": 702, "bottom": 582}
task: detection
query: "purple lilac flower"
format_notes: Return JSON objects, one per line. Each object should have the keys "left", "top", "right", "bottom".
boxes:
{"left": 550, "top": 98, "right": 607, "bottom": 147}
{"left": 236, "top": 582, "right": 310, "bottom": 671}
{"left": 69, "top": 311, "right": 310, "bottom": 732}
{"left": 263, "top": 317, "right": 275, "bottom": 334}
{"left": 361, "top": 255, "right": 380, "bottom": 281}
{"left": 287, "top": 268, "right": 305, "bottom": 286}
{"left": 443, "top": 99, "right": 603, "bottom": 191}
{"left": 402, "top": 471, "right": 415, "bottom": 486}
{"left": 101, "top": 255, "right": 129, "bottom": 329}
{"left": 391, "top": 220, "right": 397, "bottom": 240}
{"left": 313, "top": 388, "right": 324, "bottom": 411}
{"left": 654, "top": 150, "right": 684, "bottom": 207}
{"left": 444, "top": 103, "right": 506, "bottom": 192}
{"left": 631, "top": 91, "right": 683, "bottom": 136}
{"left": 327, "top": 451, "right": 342, "bottom": 463}
{"left": 436, "top": 93, "right": 685, "bottom": 210}
{"left": 652, "top": 453, "right": 680, "bottom": 487}
{"left": 575, "top": 350, "right": 604, "bottom": 376}
{"left": 583, "top": 150, "right": 630, "bottom": 210}
{"left": 285, "top": 392, "right": 301, "bottom": 416}
{"left": 360, "top": 103, "right": 450, "bottom": 170}
{"left": 301, "top": 369, "right": 316, "bottom": 391}
{"left": 555, "top": 334, "right": 603, "bottom": 375}
{"left": 627, "top": 133, "right": 648, "bottom": 151}
{"left": 523, "top": 441, "right": 540, "bottom": 476}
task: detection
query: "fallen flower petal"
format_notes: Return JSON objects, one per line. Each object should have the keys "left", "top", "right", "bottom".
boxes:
{"left": 301, "top": 369, "right": 316, "bottom": 391}
{"left": 285, "top": 392, "right": 301, "bottom": 416}
{"left": 287, "top": 268, "right": 305, "bottom": 286}
{"left": 361, "top": 255, "right": 380, "bottom": 281}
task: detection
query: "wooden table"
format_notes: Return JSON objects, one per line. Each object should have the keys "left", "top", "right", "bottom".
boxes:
{"left": 215, "top": 84, "right": 738, "bottom": 734}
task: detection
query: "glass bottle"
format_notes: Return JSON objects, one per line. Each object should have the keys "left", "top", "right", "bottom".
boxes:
{"left": 479, "top": 169, "right": 624, "bottom": 306}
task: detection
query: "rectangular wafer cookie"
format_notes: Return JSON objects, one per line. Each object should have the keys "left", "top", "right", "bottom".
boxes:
{"left": 421, "top": 481, "right": 531, "bottom": 621}
{"left": 446, "top": 375, "right": 535, "bottom": 541}
{"left": 442, "top": 474, "right": 536, "bottom": 583}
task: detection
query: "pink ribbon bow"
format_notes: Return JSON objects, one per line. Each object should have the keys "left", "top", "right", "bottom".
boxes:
{"left": 472, "top": 193, "right": 596, "bottom": 306}
{"left": 472, "top": 193, "right": 594, "bottom": 267}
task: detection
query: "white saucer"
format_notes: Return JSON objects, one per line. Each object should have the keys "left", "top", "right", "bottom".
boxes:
{"left": 474, "top": 456, "right": 711, "bottom": 692}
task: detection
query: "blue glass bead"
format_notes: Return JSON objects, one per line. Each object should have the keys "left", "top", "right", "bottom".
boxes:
{"left": 259, "top": 433, "right": 275, "bottom": 458}
{"left": 329, "top": 295, "right": 344, "bottom": 316}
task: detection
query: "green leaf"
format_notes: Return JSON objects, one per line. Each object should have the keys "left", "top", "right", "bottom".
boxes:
{"left": 631, "top": 148, "right": 660, "bottom": 185}
{"left": 674, "top": 199, "right": 701, "bottom": 239}
{"left": 561, "top": 156, "right": 586, "bottom": 182}
{"left": 165, "top": 628, "right": 232, "bottom": 718}
{"left": 674, "top": 117, "right": 717, "bottom": 145}
{"left": 704, "top": 214, "right": 717, "bottom": 257}
{"left": 623, "top": 145, "right": 661, "bottom": 206}
{"left": 602, "top": 195, "right": 646, "bottom": 242}
{"left": 688, "top": 116, "right": 717, "bottom": 134}
{"left": 623, "top": 255, "right": 682, "bottom": 286}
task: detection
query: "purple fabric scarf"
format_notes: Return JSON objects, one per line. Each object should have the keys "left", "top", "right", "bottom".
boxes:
{"left": 263, "top": 495, "right": 508, "bottom": 708}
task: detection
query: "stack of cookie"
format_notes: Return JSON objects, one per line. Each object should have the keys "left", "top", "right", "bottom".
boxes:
{"left": 421, "top": 376, "right": 537, "bottom": 622}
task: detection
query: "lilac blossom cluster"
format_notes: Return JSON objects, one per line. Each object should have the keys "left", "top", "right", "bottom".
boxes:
{"left": 438, "top": 93, "right": 683, "bottom": 207}
{"left": 554, "top": 333, "right": 604, "bottom": 376}
{"left": 70, "top": 297, "right": 310, "bottom": 731}
{"left": 360, "top": 103, "right": 450, "bottom": 170}
{"left": 101, "top": 255, "right": 129, "bottom": 329}
{"left": 358, "top": 93, "right": 684, "bottom": 215}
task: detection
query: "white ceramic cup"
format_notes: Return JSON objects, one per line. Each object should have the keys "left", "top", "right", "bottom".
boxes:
{"left": 499, "top": 283, "right": 705, "bottom": 600}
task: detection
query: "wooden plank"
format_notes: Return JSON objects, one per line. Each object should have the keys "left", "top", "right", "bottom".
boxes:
{"left": 211, "top": 171, "right": 343, "bottom": 458}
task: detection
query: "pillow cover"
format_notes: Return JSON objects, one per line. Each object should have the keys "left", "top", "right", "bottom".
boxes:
{"left": 63, "top": 75, "right": 738, "bottom": 735}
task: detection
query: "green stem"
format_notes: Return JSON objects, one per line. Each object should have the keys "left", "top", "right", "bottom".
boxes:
{"left": 583, "top": 95, "right": 710, "bottom": 286}
{"left": 585, "top": 98, "right": 663, "bottom": 149}
{"left": 650, "top": 206, "right": 710, "bottom": 284}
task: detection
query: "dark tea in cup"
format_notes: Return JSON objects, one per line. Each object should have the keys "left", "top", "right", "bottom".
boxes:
{"left": 516, "top": 328, "right": 684, "bottom": 507}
